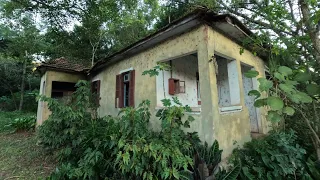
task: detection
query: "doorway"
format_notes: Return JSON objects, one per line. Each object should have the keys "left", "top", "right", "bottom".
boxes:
{"left": 241, "top": 64, "right": 259, "bottom": 133}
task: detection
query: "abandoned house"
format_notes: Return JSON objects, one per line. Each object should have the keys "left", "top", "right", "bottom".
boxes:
{"left": 36, "top": 9, "right": 270, "bottom": 157}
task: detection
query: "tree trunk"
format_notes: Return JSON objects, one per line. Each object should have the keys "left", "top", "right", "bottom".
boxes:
{"left": 19, "top": 54, "right": 27, "bottom": 111}
{"left": 299, "top": 0, "right": 320, "bottom": 63}
{"left": 9, "top": 89, "right": 18, "bottom": 110}
{"left": 316, "top": 144, "right": 320, "bottom": 161}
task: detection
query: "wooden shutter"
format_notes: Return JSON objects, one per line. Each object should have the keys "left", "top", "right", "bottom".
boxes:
{"left": 119, "top": 74, "right": 124, "bottom": 108}
{"left": 91, "top": 81, "right": 95, "bottom": 93}
{"left": 115, "top": 75, "right": 121, "bottom": 108}
{"left": 168, "top": 78, "right": 175, "bottom": 95}
{"left": 129, "top": 70, "right": 135, "bottom": 107}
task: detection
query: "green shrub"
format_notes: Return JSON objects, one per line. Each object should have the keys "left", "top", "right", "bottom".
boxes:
{"left": 38, "top": 81, "right": 237, "bottom": 179}
{"left": 0, "top": 90, "right": 39, "bottom": 112}
{"left": 230, "top": 130, "right": 311, "bottom": 179}
{"left": 6, "top": 115, "right": 36, "bottom": 132}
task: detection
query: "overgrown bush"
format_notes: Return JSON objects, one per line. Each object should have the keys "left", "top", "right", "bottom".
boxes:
{"left": 6, "top": 115, "right": 36, "bottom": 132}
{"left": 230, "top": 130, "right": 312, "bottom": 179}
{"left": 0, "top": 90, "right": 38, "bottom": 112}
{"left": 245, "top": 66, "right": 320, "bottom": 161}
{"left": 37, "top": 81, "right": 237, "bottom": 179}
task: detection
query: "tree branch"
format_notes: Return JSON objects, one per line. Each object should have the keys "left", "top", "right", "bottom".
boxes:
{"left": 296, "top": 107, "right": 320, "bottom": 145}
{"left": 217, "top": 0, "right": 293, "bottom": 36}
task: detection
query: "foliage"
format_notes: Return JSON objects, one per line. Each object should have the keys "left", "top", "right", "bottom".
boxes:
{"left": 190, "top": 141, "right": 241, "bottom": 180}
{"left": 217, "top": 0, "right": 320, "bottom": 73}
{"left": 306, "top": 156, "right": 320, "bottom": 179}
{"left": 230, "top": 130, "right": 310, "bottom": 179}
{"left": 0, "top": 111, "right": 35, "bottom": 133}
{"left": 142, "top": 62, "right": 171, "bottom": 77}
{"left": 37, "top": 80, "right": 236, "bottom": 179}
{"left": 244, "top": 66, "right": 314, "bottom": 123}
{"left": 2, "top": 0, "right": 160, "bottom": 64}
{"left": 155, "top": 0, "right": 217, "bottom": 29}
{"left": 244, "top": 65, "right": 320, "bottom": 161}
{"left": 5, "top": 115, "right": 36, "bottom": 132}
{"left": 0, "top": 90, "right": 39, "bottom": 111}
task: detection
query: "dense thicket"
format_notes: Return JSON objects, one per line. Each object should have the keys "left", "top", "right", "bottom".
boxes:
{"left": 38, "top": 81, "right": 239, "bottom": 179}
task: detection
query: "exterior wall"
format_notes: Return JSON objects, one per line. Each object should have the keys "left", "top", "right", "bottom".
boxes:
{"left": 92, "top": 25, "right": 269, "bottom": 158}
{"left": 156, "top": 55, "right": 199, "bottom": 108}
{"left": 36, "top": 70, "right": 86, "bottom": 125}
{"left": 206, "top": 27, "right": 269, "bottom": 157}
{"left": 92, "top": 25, "right": 213, "bottom": 143}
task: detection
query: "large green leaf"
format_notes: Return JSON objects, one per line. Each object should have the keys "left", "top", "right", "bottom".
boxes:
{"left": 179, "top": 170, "right": 194, "bottom": 180}
{"left": 286, "top": 80, "right": 299, "bottom": 86}
{"left": 294, "top": 72, "right": 311, "bottom": 82}
{"left": 254, "top": 99, "right": 267, "bottom": 107}
{"left": 274, "top": 72, "right": 285, "bottom": 81}
{"left": 291, "top": 92, "right": 313, "bottom": 103}
{"left": 279, "top": 83, "right": 295, "bottom": 94}
{"left": 267, "top": 111, "right": 282, "bottom": 122}
{"left": 244, "top": 70, "right": 259, "bottom": 78}
{"left": 222, "top": 162, "right": 241, "bottom": 180}
{"left": 267, "top": 97, "right": 284, "bottom": 111}
{"left": 306, "top": 84, "right": 320, "bottom": 96}
{"left": 248, "top": 90, "right": 261, "bottom": 99}
{"left": 283, "top": 107, "right": 295, "bottom": 116}
{"left": 278, "top": 66, "right": 293, "bottom": 76}
{"left": 242, "top": 167, "right": 255, "bottom": 180}
{"left": 258, "top": 78, "right": 273, "bottom": 92}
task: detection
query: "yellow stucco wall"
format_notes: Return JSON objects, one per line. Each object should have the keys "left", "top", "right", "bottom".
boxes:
{"left": 93, "top": 24, "right": 269, "bottom": 158}
{"left": 206, "top": 27, "right": 269, "bottom": 156}
{"left": 36, "top": 70, "right": 86, "bottom": 125}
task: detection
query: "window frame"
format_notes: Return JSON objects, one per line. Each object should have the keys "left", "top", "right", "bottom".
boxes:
{"left": 115, "top": 69, "right": 135, "bottom": 108}
{"left": 214, "top": 53, "right": 242, "bottom": 113}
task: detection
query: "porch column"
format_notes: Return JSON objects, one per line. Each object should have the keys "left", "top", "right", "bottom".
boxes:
{"left": 197, "top": 25, "right": 219, "bottom": 145}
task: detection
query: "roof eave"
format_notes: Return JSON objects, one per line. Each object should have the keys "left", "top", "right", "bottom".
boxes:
{"left": 36, "top": 65, "right": 89, "bottom": 75}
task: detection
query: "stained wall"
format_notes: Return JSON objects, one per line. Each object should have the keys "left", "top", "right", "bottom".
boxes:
{"left": 36, "top": 70, "right": 86, "bottom": 125}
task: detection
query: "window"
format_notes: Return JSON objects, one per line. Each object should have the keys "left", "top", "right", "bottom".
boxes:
{"left": 115, "top": 70, "right": 135, "bottom": 108}
{"left": 123, "top": 72, "right": 130, "bottom": 107}
{"left": 91, "top": 80, "right": 101, "bottom": 105}
{"left": 51, "top": 81, "right": 76, "bottom": 99}
{"left": 216, "top": 55, "right": 240, "bottom": 108}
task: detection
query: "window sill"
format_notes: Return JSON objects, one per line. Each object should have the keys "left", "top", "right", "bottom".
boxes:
{"left": 155, "top": 106, "right": 201, "bottom": 113}
{"left": 219, "top": 106, "right": 242, "bottom": 114}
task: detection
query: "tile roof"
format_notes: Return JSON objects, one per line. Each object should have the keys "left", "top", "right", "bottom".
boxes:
{"left": 39, "top": 57, "right": 89, "bottom": 73}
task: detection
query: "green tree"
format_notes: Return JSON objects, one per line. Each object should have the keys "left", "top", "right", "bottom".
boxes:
{"left": 155, "top": 0, "right": 217, "bottom": 29}
{"left": 3, "top": 0, "right": 160, "bottom": 65}
{"left": 0, "top": 11, "right": 45, "bottom": 110}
